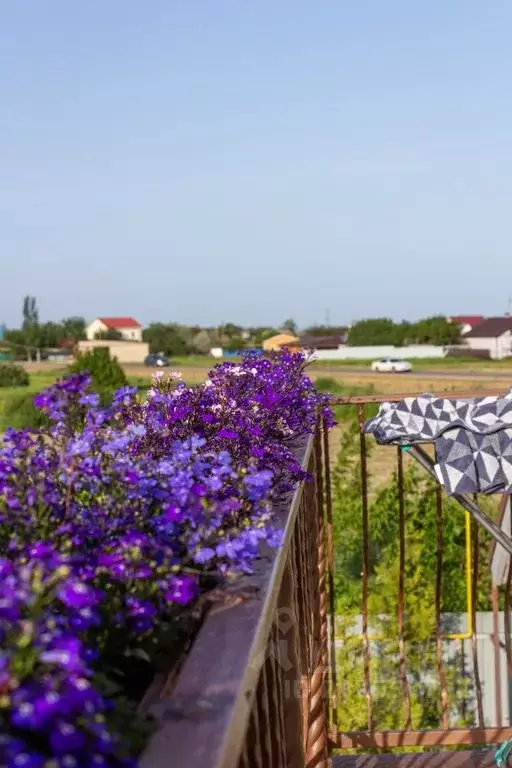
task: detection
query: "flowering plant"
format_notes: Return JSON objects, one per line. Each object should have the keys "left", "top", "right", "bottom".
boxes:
{"left": 0, "top": 351, "right": 333, "bottom": 766}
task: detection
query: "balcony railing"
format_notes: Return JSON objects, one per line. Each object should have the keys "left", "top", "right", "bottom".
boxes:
{"left": 140, "top": 429, "right": 330, "bottom": 768}
{"left": 140, "top": 388, "right": 512, "bottom": 768}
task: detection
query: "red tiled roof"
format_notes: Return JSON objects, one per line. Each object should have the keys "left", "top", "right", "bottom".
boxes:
{"left": 98, "top": 317, "right": 141, "bottom": 329}
{"left": 449, "top": 315, "right": 484, "bottom": 327}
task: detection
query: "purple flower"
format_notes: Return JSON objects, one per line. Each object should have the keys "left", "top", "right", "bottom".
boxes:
{"left": 0, "top": 349, "right": 334, "bottom": 765}
{"left": 57, "top": 581, "right": 101, "bottom": 610}
{"left": 40, "top": 637, "right": 84, "bottom": 672}
{"left": 165, "top": 575, "right": 199, "bottom": 605}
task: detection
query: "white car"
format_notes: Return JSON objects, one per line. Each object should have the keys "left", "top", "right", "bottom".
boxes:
{"left": 371, "top": 358, "right": 413, "bottom": 373}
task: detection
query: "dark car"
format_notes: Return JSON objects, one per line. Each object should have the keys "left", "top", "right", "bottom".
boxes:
{"left": 144, "top": 353, "right": 170, "bottom": 368}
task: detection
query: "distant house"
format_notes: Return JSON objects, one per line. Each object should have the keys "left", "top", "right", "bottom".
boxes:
{"left": 448, "top": 315, "right": 484, "bottom": 336}
{"left": 86, "top": 317, "right": 143, "bottom": 342}
{"left": 262, "top": 333, "right": 299, "bottom": 352}
{"left": 463, "top": 317, "right": 512, "bottom": 359}
{"left": 289, "top": 334, "right": 346, "bottom": 352}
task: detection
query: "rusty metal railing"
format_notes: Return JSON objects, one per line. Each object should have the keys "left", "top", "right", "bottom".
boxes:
{"left": 140, "top": 430, "right": 332, "bottom": 768}
{"left": 329, "top": 389, "right": 512, "bottom": 753}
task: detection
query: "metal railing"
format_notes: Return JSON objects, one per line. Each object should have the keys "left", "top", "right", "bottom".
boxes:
{"left": 140, "top": 387, "right": 512, "bottom": 767}
{"left": 329, "top": 389, "right": 512, "bottom": 753}
{"left": 140, "top": 429, "right": 331, "bottom": 768}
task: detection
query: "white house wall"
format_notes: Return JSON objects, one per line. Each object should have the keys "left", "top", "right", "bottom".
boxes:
{"left": 465, "top": 332, "right": 512, "bottom": 359}
{"left": 313, "top": 345, "right": 447, "bottom": 360}
{"left": 85, "top": 320, "right": 142, "bottom": 342}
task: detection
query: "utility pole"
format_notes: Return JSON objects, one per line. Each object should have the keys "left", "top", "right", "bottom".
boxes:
{"left": 325, "top": 308, "right": 331, "bottom": 327}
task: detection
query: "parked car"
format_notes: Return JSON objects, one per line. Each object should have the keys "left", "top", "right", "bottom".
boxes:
{"left": 371, "top": 358, "right": 412, "bottom": 373}
{"left": 144, "top": 353, "right": 170, "bottom": 368}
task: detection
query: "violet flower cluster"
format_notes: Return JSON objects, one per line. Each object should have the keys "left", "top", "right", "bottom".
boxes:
{"left": 0, "top": 351, "right": 333, "bottom": 767}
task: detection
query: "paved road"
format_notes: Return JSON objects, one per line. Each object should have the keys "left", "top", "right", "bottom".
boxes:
{"left": 312, "top": 365, "right": 512, "bottom": 380}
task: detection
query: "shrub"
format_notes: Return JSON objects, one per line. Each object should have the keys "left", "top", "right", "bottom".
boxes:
{"left": 0, "top": 362, "right": 29, "bottom": 388}
{"left": 69, "top": 347, "right": 127, "bottom": 405}
{"left": 4, "top": 391, "right": 49, "bottom": 430}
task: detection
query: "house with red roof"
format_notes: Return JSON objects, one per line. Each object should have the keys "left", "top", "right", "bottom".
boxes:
{"left": 448, "top": 315, "right": 484, "bottom": 335}
{"left": 86, "top": 317, "right": 143, "bottom": 342}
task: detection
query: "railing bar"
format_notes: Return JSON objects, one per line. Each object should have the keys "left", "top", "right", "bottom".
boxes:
{"left": 358, "top": 404, "right": 373, "bottom": 731}
{"left": 305, "top": 431, "right": 329, "bottom": 767}
{"left": 259, "top": 659, "right": 278, "bottom": 767}
{"left": 505, "top": 507, "right": 512, "bottom": 677}
{"left": 396, "top": 446, "right": 412, "bottom": 730}
{"left": 471, "top": 515, "right": 484, "bottom": 728}
{"left": 269, "top": 626, "right": 287, "bottom": 768}
{"left": 248, "top": 686, "right": 264, "bottom": 768}
{"left": 293, "top": 496, "right": 310, "bottom": 743}
{"left": 314, "top": 427, "right": 328, "bottom": 684}
{"left": 322, "top": 417, "right": 339, "bottom": 730}
{"left": 492, "top": 585, "right": 503, "bottom": 728}
{"left": 333, "top": 388, "right": 506, "bottom": 406}
{"left": 407, "top": 445, "right": 512, "bottom": 556}
{"left": 301, "top": 473, "right": 314, "bottom": 672}
{"left": 332, "top": 726, "right": 512, "bottom": 749}
{"left": 435, "top": 484, "right": 449, "bottom": 729}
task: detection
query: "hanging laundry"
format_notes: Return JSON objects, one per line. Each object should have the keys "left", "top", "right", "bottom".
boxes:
{"left": 364, "top": 392, "right": 512, "bottom": 495}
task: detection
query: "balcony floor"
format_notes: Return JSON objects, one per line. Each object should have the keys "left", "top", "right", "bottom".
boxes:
{"left": 333, "top": 750, "right": 495, "bottom": 768}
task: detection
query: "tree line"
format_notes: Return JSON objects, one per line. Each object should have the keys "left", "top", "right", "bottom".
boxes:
{"left": 347, "top": 315, "right": 461, "bottom": 347}
{"left": 3, "top": 297, "right": 308, "bottom": 359}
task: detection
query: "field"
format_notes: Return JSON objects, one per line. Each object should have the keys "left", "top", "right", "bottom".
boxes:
{"left": 1, "top": 358, "right": 511, "bottom": 434}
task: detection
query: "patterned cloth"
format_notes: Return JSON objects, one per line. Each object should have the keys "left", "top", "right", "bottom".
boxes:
{"left": 364, "top": 392, "right": 512, "bottom": 495}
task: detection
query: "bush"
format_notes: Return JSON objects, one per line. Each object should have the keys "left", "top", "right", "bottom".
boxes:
{"left": 69, "top": 347, "right": 127, "bottom": 405}
{"left": 4, "top": 392, "right": 49, "bottom": 430}
{"left": 0, "top": 363, "right": 29, "bottom": 388}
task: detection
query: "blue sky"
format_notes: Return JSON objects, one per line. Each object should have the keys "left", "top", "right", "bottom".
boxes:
{"left": 1, "top": 1, "right": 512, "bottom": 329}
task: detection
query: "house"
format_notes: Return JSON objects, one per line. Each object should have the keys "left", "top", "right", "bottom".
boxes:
{"left": 86, "top": 317, "right": 143, "bottom": 342}
{"left": 288, "top": 334, "right": 346, "bottom": 352}
{"left": 448, "top": 315, "right": 484, "bottom": 335}
{"left": 463, "top": 317, "right": 512, "bottom": 359}
{"left": 262, "top": 333, "right": 299, "bottom": 352}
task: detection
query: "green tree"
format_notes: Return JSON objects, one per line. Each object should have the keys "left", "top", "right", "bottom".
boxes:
{"left": 282, "top": 318, "right": 298, "bottom": 335}
{"left": 22, "top": 295, "right": 40, "bottom": 359}
{"left": 70, "top": 347, "right": 127, "bottom": 406}
{"left": 142, "top": 323, "right": 191, "bottom": 356}
{"left": 222, "top": 323, "right": 243, "bottom": 339}
{"left": 347, "top": 318, "right": 399, "bottom": 346}
{"left": 348, "top": 316, "right": 460, "bottom": 347}
{"left": 60, "top": 317, "right": 86, "bottom": 342}
{"left": 252, "top": 327, "right": 279, "bottom": 346}
{"left": 410, "top": 315, "right": 461, "bottom": 346}
{"left": 225, "top": 336, "right": 246, "bottom": 352}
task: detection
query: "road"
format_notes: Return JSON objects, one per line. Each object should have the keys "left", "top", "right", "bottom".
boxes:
{"left": 312, "top": 366, "right": 512, "bottom": 380}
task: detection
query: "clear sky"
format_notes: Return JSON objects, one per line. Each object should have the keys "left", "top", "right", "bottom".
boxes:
{"left": 1, "top": 1, "right": 512, "bottom": 329}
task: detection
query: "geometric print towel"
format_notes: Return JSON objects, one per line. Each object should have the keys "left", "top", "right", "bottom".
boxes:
{"left": 363, "top": 392, "right": 512, "bottom": 495}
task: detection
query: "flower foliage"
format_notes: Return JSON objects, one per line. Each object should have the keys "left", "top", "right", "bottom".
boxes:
{"left": 0, "top": 351, "right": 333, "bottom": 766}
